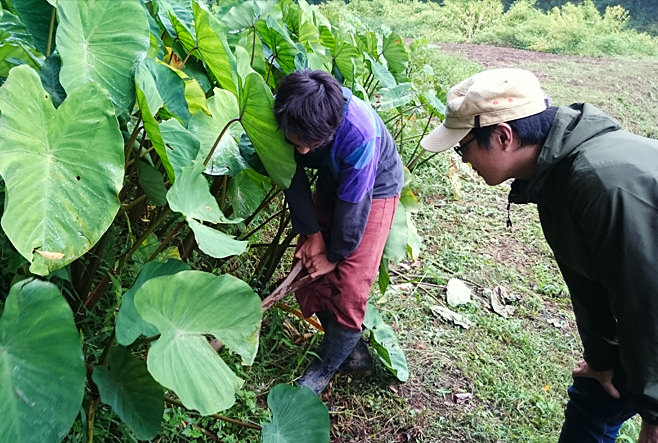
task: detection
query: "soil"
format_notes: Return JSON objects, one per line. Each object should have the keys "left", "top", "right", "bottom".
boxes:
{"left": 438, "top": 42, "right": 604, "bottom": 70}
{"left": 436, "top": 43, "right": 658, "bottom": 138}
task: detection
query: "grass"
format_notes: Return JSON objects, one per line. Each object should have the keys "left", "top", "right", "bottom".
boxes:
{"left": 136, "top": 3, "right": 654, "bottom": 441}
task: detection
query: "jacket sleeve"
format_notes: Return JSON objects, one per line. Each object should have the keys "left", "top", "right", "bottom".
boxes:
{"left": 570, "top": 164, "right": 658, "bottom": 425}
{"left": 553, "top": 257, "right": 619, "bottom": 370}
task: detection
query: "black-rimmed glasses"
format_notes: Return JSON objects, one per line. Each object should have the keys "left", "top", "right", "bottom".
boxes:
{"left": 453, "top": 136, "right": 477, "bottom": 157}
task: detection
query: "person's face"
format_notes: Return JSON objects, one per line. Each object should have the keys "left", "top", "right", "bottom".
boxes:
{"left": 455, "top": 130, "right": 511, "bottom": 186}
{"left": 285, "top": 132, "right": 326, "bottom": 155}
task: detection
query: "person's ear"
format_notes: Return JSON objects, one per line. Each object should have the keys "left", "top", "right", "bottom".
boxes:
{"left": 494, "top": 123, "right": 515, "bottom": 151}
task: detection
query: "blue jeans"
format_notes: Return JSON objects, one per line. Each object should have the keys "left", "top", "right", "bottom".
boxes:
{"left": 558, "top": 377, "right": 637, "bottom": 442}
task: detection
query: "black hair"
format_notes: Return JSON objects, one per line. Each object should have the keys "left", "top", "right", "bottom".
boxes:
{"left": 273, "top": 70, "right": 345, "bottom": 145}
{"left": 472, "top": 106, "right": 558, "bottom": 149}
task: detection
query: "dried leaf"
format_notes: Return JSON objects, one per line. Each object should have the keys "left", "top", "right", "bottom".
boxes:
{"left": 489, "top": 286, "right": 515, "bottom": 318}
{"left": 446, "top": 278, "right": 471, "bottom": 307}
{"left": 448, "top": 156, "right": 462, "bottom": 200}
{"left": 430, "top": 305, "right": 474, "bottom": 329}
{"left": 35, "top": 250, "right": 65, "bottom": 260}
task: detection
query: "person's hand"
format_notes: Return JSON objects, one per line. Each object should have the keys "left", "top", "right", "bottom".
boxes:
{"left": 638, "top": 420, "right": 658, "bottom": 443}
{"left": 303, "top": 252, "right": 337, "bottom": 279}
{"left": 572, "top": 360, "right": 620, "bottom": 399}
{"left": 295, "top": 232, "right": 336, "bottom": 278}
{"left": 295, "top": 232, "right": 326, "bottom": 264}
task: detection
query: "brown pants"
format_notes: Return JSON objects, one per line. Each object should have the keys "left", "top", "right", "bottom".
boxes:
{"left": 295, "top": 195, "right": 399, "bottom": 331}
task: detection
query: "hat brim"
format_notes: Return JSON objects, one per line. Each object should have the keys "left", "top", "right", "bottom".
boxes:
{"left": 420, "top": 124, "right": 470, "bottom": 153}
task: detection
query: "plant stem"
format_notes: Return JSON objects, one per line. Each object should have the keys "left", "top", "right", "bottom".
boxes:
{"left": 241, "top": 186, "right": 280, "bottom": 231}
{"left": 180, "top": 47, "right": 198, "bottom": 68}
{"left": 116, "top": 208, "right": 172, "bottom": 273}
{"left": 124, "top": 117, "right": 143, "bottom": 168}
{"left": 204, "top": 119, "right": 240, "bottom": 166}
{"left": 46, "top": 7, "right": 56, "bottom": 57}
{"left": 147, "top": 220, "right": 186, "bottom": 262}
{"left": 407, "top": 112, "right": 435, "bottom": 171}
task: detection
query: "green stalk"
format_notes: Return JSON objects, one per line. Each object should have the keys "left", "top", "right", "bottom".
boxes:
{"left": 46, "top": 6, "right": 56, "bottom": 57}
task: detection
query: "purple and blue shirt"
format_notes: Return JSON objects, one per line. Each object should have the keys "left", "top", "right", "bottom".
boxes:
{"left": 284, "top": 88, "right": 404, "bottom": 262}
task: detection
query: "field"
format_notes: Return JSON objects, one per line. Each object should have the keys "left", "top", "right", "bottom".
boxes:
{"left": 278, "top": 44, "right": 656, "bottom": 442}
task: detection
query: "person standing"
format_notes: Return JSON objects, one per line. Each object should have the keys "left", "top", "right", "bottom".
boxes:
{"left": 421, "top": 68, "right": 658, "bottom": 442}
{"left": 274, "top": 69, "right": 404, "bottom": 395}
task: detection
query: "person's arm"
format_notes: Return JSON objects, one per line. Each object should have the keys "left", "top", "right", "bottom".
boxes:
{"left": 554, "top": 258, "right": 619, "bottom": 371}
{"left": 283, "top": 162, "right": 320, "bottom": 235}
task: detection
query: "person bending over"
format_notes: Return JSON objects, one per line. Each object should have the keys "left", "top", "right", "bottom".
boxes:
{"left": 422, "top": 67, "right": 658, "bottom": 443}
{"left": 274, "top": 69, "right": 404, "bottom": 395}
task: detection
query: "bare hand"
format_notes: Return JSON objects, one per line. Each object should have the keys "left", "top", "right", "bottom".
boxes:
{"left": 639, "top": 421, "right": 658, "bottom": 443}
{"left": 295, "top": 232, "right": 326, "bottom": 264}
{"left": 304, "top": 253, "right": 337, "bottom": 279}
{"left": 295, "top": 232, "right": 336, "bottom": 278}
{"left": 572, "top": 360, "right": 620, "bottom": 399}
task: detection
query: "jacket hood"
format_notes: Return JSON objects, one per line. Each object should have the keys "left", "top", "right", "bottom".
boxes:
{"left": 509, "top": 103, "right": 621, "bottom": 204}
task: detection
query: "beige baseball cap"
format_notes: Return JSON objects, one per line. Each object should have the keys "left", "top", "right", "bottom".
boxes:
{"left": 420, "top": 68, "right": 548, "bottom": 153}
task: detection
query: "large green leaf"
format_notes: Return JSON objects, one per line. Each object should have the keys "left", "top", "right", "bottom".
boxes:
{"left": 56, "top": 0, "right": 149, "bottom": 112}
{"left": 134, "top": 271, "right": 262, "bottom": 414}
{"left": 186, "top": 88, "right": 249, "bottom": 177}
{"left": 227, "top": 168, "right": 271, "bottom": 219}
{"left": 93, "top": 347, "right": 164, "bottom": 440}
{"left": 261, "top": 384, "right": 330, "bottom": 443}
{"left": 0, "top": 279, "right": 85, "bottom": 442}
{"left": 148, "top": 58, "right": 191, "bottom": 124}
{"left": 187, "top": 219, "right": 248, "bottom": 259}
{"left": 116, "top": 259, "right": 190, "bottom": 347}
{"left": 363, "top": 302, "right": 409, "bottom": 382}
{"left": 169, "top": 10, "right": 197, "bottom": 58}
{"left": 11, "top": 0, "right": 55, "bottom": 55}
{"left": 167, "top": 163, "right": 240, "bottom": 224}
{"left": 364, "top": 53, "right": 396, "bottom": 89}
{"left": 0, "top": 11, "right": 43, "bottom": 76}
{"left": 0, "top": 66, "right": 124, "bottom": 275}
{"left": 377, "top": 83, "right": 414, "bottom": 111}
{"left": 382, "top": 32, "right": 408, "bottom": 84}
{"left": 239, "top": 72, "right": 295, "bottom": 189}
{"left": 255, "top": 15, "right": 299, "bottom": 74}
{"left": 154, "top": 0, "right": 194, "bottom": 42}
{"left": 193, "top": 1, "right": 238, "bottom": 96}
{"left": 135, "top": 58, "right": 176, "bottom": 182}
{"left": 166, "top": 162, "right": 248, "bottom": 259}
{"left": 383, "top": 170, "right": 420, "bottom": 265}
{"left": 219, "top": 0, "right": 275, "bottom": 32}
{"left": 330, "top": 33, "right": 361, "bottom": 85}
{"left": 159, "top": 118, "right": 201, "bottom": 179}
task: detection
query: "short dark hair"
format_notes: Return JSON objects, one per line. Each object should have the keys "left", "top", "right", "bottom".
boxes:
{"left": 472, "top": 106, "right": 558, "bottom": 149}
{"left": 273, "top": 70, "right": 344, "bottom": 145}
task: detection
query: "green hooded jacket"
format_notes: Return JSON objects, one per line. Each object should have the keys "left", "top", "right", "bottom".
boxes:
{"left": 509, "top": 103, "right": 658, "bottom": 424}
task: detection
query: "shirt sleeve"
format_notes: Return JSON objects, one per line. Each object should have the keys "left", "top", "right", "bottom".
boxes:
{"left": 283, "top": 162, "right": 320, "bottom": 235}
{"left": 325, "top": 137, "right": 378, "bottom": 261}
{"left": 326, "top": 191, "right": 373, "bottom": 262}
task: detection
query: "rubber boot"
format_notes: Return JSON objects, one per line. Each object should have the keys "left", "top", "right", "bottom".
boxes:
{"left": 298, "top": 312, "right": 363, "bottom": 395}
{"left": 317, "top": 311, "right": 373, "bottom": 375}
{"left": 338, "top": 338, "right": 373, "bottom": 374}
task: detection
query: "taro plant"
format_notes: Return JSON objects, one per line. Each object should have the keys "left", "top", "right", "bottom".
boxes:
{"left": 0, "top": 0, "right": 444, "bottom": 441}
